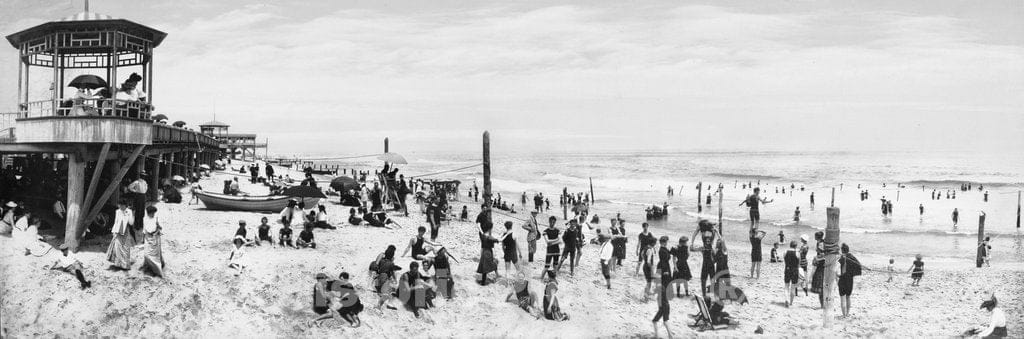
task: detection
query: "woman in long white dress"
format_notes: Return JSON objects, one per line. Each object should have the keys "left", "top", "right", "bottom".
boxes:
{"left": 105, "top": 201, "right": 133, "bottom": 270}
{"left": 141, "top": 205, "right": 165, "bottom": 277}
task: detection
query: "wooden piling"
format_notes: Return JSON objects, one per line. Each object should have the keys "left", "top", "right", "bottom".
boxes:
{"left": 697, "top": 181, "right": 703, "bottom": 213}
{"left": 717, "top": 184, "right": 723, "bottom": 234}
{"left": 1017, "top": 191, "right": 1020, "bottom": 228}
{"left": 977, "top": 212, "right": 986, "bottom": 268}
{"left": 823, "top": 206, "right": 841, "bottom": 328}
{"left": 589, "top": 177, "right": 595, "bottom": 203}
{"left": 64, "top": 152, "right": 86, "bottom": 250}
{"left": 482, "top": 132, "right": 492, "bottom": 226}
{"left": 384, "top": 137, "right": 389, "bottom": 154}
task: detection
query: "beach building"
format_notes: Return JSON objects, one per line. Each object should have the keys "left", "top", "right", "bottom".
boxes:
{"left": 198, "top": 120, "right": 266, "bottom": 161}
{"left": 0, "top": 7, "right": 219, "bottom": 250}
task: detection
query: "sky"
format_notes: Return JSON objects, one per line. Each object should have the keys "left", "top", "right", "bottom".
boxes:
{"left": 1, "top": 0, "right": 1022, "bottom": 157}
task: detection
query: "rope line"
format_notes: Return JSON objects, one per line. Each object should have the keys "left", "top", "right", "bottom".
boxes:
{"left": 409, "top": 163, "right": 482, "bottom": 179}
{"left": 292, "top": 154, "right": 381, "bottom": 161}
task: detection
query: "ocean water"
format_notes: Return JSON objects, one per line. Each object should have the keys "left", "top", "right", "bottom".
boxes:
{"left": 319, "top": 150, "right": 1024, "bottom": 262}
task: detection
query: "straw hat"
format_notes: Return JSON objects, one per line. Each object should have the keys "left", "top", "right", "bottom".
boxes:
{"left": 315, "top": 272, "right": 328, "bottom": 280}
{"left": 800, "top": 234, "right": 809, "bottom": 242}
{"left": 4, "top": 201, "right": 16, "bottom": 208}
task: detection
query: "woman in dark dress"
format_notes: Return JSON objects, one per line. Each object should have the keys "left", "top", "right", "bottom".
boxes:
{"left": 477, "top": 223, "right": 500, "bottom": 285}
{"left": 611, "top": 225, "right": 627, "bottom": 267}
{"left": 713, "top": 238, "right": 731, "bottom": 295}
{"left": 810, "top": 231, "right": 826, "bottom": 308}
{"left": 671, "top": 236, "right": 692, "bottom": 297}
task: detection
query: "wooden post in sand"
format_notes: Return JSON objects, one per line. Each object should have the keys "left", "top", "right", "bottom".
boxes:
{"left": 589, "top": 177, "right": 595, "bottom": 203}
{"left": 64, "top": 152, "right": 86, "bottom": 250}
{"left": 717, "top": 184, "right": 723, "bottom": 234}
{"left": 823, "top": 206, "right": 841, "bottom": 328}
{"left": 482, "top": 132, "right": 492, "bottom": 225}
{"left": 1016, "top": 191, "right": 1020, "bottom": 228}
{"left": 977, "top": 212, "right": 986, "bottom": 268}
{"left": 384, "top": 137, "right": 389, "bottom": 154}
{"left": 697, "top": 181, "right": 703, "bottom": 213}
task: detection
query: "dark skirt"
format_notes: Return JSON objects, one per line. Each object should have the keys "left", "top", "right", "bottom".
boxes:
{"left": 337, "top": 299, "right": 364, "bottom": 316}
{"left": 751, "top": 246, "right": 763, "bottom": 263}
{"left": 477, "top": 248, "right": 497, "bottom": 275}
{"left": 674, "top": 263, "right": 692, "bottom": 281}
{"left": 811, "top": 261, "right": 824, "bottom": 294}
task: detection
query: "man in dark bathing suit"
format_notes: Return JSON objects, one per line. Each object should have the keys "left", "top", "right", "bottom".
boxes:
{"left": 739, "top": 187, "right": 773, "bottom": 229}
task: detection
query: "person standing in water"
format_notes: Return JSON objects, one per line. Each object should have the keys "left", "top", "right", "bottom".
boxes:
{"left": 952, "top": 208, "right": 959, "bottom": 227}
{"left": 919, "top": 204, "right": 924, "bottom": 219}
{"left": 809, "top": 192, "right": 815, "bottom": 210}
{"left": 793, "top": 207, "right": 801, "bottom": 224}
{"left": 739, "top": 187, "right": 773, "bottom": 229}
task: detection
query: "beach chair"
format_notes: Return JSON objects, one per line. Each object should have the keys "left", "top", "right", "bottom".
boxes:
{"left": 689, "top": 295, "right": 729, "bottom": 331}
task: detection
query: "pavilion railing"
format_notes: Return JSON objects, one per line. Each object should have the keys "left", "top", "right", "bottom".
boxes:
{"left": 18, "top": 98, "right": 153, "bottom": 120}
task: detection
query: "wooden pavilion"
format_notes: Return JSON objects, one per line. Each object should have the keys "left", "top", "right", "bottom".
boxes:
{"left": 0, "top": 7, "right": 220, "bottom": 250}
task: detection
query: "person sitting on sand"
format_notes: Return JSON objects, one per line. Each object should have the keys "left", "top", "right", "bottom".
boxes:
{"left": 313, "top": 205, "right": 335, "bottom": 229}
{"left": 161, "top": 184, "right": 182, "bottom": 203}
{"left": 256, "top": 217, "right": 273, "bottom": 246}
{"left": 908, "top": 254, "right": 924, "bottom": 286}
{"left": 505, "top": 271, "right": 541, "bottom": 319}
{"left": 279, "top": 221, "right": 295, "bottom": 248}
{"left": 234, "top": 220, "right": 255, "bottom": 246}
{"left": 399, "top": 261, "right": 436, "bottom": 319}
{"left": 297, "top": 223, "right": 316, "bottom": 249}
{"left": 542, "top": 270, "right": 570, "bottom": 321}
{"left": 311, "top": 272, "right": 332, "bottom": 320}
{"left": 280, "top": 200, "right": 300, "bottom": 225}
{"left": 228, "top": 237, "right": 247, "bottom": 274}
{"left": 347, "top": 208, "right": 362, "bottom": 226}
{"left": 403, "top": 226, "right": 441, "bottom": 265}
{"left": 965, "top": 294, "right": 1008, "bottom": 338}
{"left": 331, "top": 272, "right": 364, "bottom": 327}
{"left": 48, "top": 243, "right": 92, "bottom": 289}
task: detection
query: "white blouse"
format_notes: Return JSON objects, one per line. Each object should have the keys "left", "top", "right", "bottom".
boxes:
{"left": 143, "top": 215, "right": 160, "bottom": 234}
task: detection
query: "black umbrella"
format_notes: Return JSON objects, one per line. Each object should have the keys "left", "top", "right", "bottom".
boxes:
{"left": 152, "top": 114, "right": 168, "bottom": 121}
{"left": 282, "top": 185, "right": 326, "bottom": 199}
{"left": 172, "top": 121, "right": 187, "bottom": 127}
{"left": 330, "top": 176, "right": 358, "bottom": 192}
{"left": 68, "top": 74, "right": 108, "bottom": 90}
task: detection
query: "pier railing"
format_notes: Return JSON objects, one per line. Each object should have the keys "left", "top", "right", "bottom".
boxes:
{"left": 0, "top": 112, "right": 17, "bottom": 132}
{"left": 18, "top": 98, "right": 153, "bottom": 121}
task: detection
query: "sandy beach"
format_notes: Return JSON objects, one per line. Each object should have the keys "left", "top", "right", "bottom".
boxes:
{"left": 1, "top": 162, "right": 1021, "bottom": 338}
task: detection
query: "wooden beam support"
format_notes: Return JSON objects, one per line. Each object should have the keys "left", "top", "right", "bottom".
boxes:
{"left": 83, "top": 145, "right": 144, "bottom": 228}
{"left": 79, "top": 143, "right": 111, "bottom": 227}
{"left": 63, "top": 153, "right": 86, "bottom": 251}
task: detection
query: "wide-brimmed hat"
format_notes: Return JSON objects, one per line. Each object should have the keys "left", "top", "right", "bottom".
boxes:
{"left": 4, "top": 201, "right": 16, "bottom": 208}
{"left": 800, "top": 234, "right": 809, "bottom": 242}
{"left": 316, "top": 272, "right": 328, "bottom": 279}
{"left": 530, "top": 210, "right": 538, "bottom": 215}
